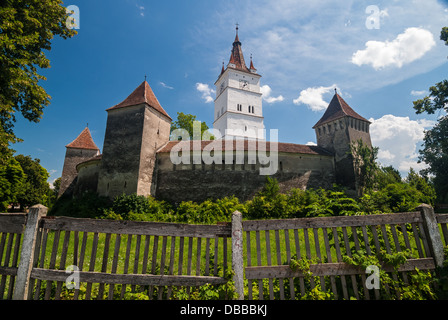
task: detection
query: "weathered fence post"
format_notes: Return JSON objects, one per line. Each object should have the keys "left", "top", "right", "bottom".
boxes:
{"left": 13, "top": 204, "right": 47, "bottom": 300}
{"left": 232, "top": 211, "right": 244, "bottom": 300}
{"left": 418, "top": 204, "right": 445, "bottom": 268}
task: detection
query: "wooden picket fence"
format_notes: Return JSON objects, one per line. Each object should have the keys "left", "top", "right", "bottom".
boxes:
{"left": 0, "top": 205, "right": 232, "bottom": 300}
{"left": 243, "top": 205, "right": 446, "bottom": 300}
{"left": 0, "top": 204, "right": 447, "bottom": 300}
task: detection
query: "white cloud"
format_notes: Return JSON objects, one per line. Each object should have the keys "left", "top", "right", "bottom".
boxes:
{"left": 293, "top": 84, "right": 337, "bottom": 111}
{"left": 369, "top": 114, "right": 435, "bottom": 174}
{"left": 260, "top": 85, "right": 284, "bottom": 103}
{"left": 306, "top": 141, "right": 317, "bottom": 146}
{"left": 196, "top": 83, "right": 215, "bottom": 103}
{"left": 351, "top": 27, "right": 436, "bottom": 70}
{"left": 410, "top": 90, "right": 427, "bottom": 97}
{"left": 198, "top": 0, "right": 448, "bottom": 93}
{"left": 159, "top": 81, "right": 174, "bottom": 90}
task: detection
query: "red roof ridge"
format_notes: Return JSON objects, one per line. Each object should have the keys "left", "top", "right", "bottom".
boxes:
{"left": 156, "top": 140, "right": 332, "bottom": 156}
{"left": 106, "top": 81, "right": 172, "bottom": 120}
{"left": 65, "top": 127, "right": 99, "bottom": 150}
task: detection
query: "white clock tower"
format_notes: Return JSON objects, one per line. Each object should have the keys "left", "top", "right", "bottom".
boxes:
{"left": 213, "top": 26, "right": 265, "bottom": 140}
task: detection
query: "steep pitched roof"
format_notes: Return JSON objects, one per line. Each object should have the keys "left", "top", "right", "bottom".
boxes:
{"left": 157, "top": 140, "right": 332, "bottom": 156}
{"left": 106, "top": 81, "right": 172, "bottom": 120}
{"left": 65, "top": 127, "right": 99, "bottom": 150}
{"left": 313, "top": 93, "right": 370, "bottom": 128}
{"left": 229, "top": 42, "right": 250, "bottom": 72}
{"left": 227, "top": 27, "right": 252, "bottom": 73}
{"left": 249, "top": 56, "right": 256, "bottom": 71}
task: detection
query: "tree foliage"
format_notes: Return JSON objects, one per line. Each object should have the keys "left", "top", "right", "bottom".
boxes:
{"left": 170, "top": 112, "right": 211, "bottom": 140}
{"left": 412, "top": 27, "right": 448, "bottom": 202}
{"left": 0, "top": 157, "right": 26, "bottom": 211}
{"left": 349, "top": 139, "right": 379, "bottom": 196}
{"left": 0, "top": 0, "right": 76, "bottom": 162}
{"left": 14, "top": 155, "right": 51, "bottom": 209}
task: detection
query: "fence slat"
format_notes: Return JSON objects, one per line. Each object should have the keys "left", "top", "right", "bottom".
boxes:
{"left": 85, "top": 232, "right": 99, "bottom": 300}
{"left": 108, "top": 234, "right": 121, "bottom": 300}
{"left": 245, "top": 230, "right": 253, "bottom": 300}
{"left": 41, "top": 217, "right": 231, "bottom": 238}
{"left": 264, "top": 230, "right": 274, "bottom": 300}
{"left": 341, "top": 227, "right": 359, "bottom": 299}
{"left": 98, "top": 233, "right": 111, "bottom": 299}
{"left": 274, "top": 229, "right": 285, "bottom": 300}
{"left": 245, "top": 258, "right": 436, "bottom": 279}
{"left": 55, "top": 230, "right": 71, "bottom": 300}
{"left": 255, "top": 230, "right": 263, "bottom": 300}
{"left": 332, "top": 227, "right": 348, "bottom": 299}
{"left": 120, "top": 234, "right": 133, "bottom": 299}
{"left": 242, "top": 212, "right": 423, "bottom": 231}
{"left": 30, "top": 268, "right": 228, "bottom": 286}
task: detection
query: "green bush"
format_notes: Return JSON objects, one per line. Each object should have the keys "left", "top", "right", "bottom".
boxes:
{"left": 49, "top": 191, "right": 112, "bottom": 218}
{"left": 368, "top": 183, "right": 430, "bottom": 213}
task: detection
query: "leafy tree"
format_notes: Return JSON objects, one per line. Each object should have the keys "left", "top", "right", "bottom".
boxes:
{"left": 413, "top": 27, "right": 448, "bottom": 202}
{"left": 372, "top": 183, "right": 428, "bottom": 213}
{"left": 0, "top": 0, "right": 76, "bottom": 163}
{"left": 376, "top": 165, "right": 402, "bottom": 189}
{"left": 170, "top": 112, "right": 211, "bottom": 140}
{"left": 0, "top": 157, "right": 26, "bottom": 211}
{"left": 405, "top": 168, "right": 436, "bottom": 206}
{"left": 14, "top": 155, "right": 50, "bottom": 209}
{"left": 349, "top": 139, "right": 379, "bottom": 196}
{"left": 52, "top": 177, "right": 61, "bottom": 197}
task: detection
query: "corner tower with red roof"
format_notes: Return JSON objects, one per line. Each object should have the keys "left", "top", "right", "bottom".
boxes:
{"left": 313, "top": 90, "right": 372, "bottom": 189}
{"left": 59, "top": 127, "right": 100, "bottom": 197}
{"left": 97, "top": 80, "right": 172, "bottom": 198}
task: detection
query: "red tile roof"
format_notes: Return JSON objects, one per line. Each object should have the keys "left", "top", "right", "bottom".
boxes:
{"left": 226, "top": 26, "right": 253, "bottom": 74}
{"left": 313, "top": 93, "right": 369, "bottom": 128}
{"left": 65, "top": 127, "right": 99, "bottom": 150}
{"left": 157, "top": 140, "right": 332, "bottom": 156}
{"left": 250, "top": 56, "right": 256, "bottom": 71}
{"left": 106, "top": 81, "right": 172, "bottom": 120}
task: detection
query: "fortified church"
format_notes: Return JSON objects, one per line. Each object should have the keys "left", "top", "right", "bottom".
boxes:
{"left": 59, "top": 27, "right": 372, "bottom": 203}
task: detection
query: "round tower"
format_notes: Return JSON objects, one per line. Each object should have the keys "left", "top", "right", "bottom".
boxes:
{"left": 59, "top": 127, "right": 100, "bottom": 197}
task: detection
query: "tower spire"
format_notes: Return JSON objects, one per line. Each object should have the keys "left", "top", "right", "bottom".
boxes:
{"left": 233, "top": 22, "right": 240, "bottom": 43}
{"left": 250, "top": 54, "right": 256, "bottom": 71}
{"left": 228, "top": 24, "right": 248, "bottom": 72}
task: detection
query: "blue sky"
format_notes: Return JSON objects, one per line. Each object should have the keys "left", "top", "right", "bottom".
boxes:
{"left": 12, "top": 0, "right": 448, "bottom": 185}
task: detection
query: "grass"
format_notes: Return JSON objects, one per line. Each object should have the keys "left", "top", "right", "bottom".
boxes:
{"left": 244, "top": 224, "right": 428, "bottom": 269}
{"left": 36, "top": 231, "right": 232, "bottom": 277}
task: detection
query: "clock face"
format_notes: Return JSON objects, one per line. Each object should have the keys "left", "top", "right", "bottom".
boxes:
{"left": 239, "top": 80, "right": 249, "bottom": 90}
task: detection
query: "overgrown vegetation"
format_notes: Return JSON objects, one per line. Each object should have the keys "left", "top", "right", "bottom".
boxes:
{"left": 49, "top": 169, "right": 437, "bottom": 222}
